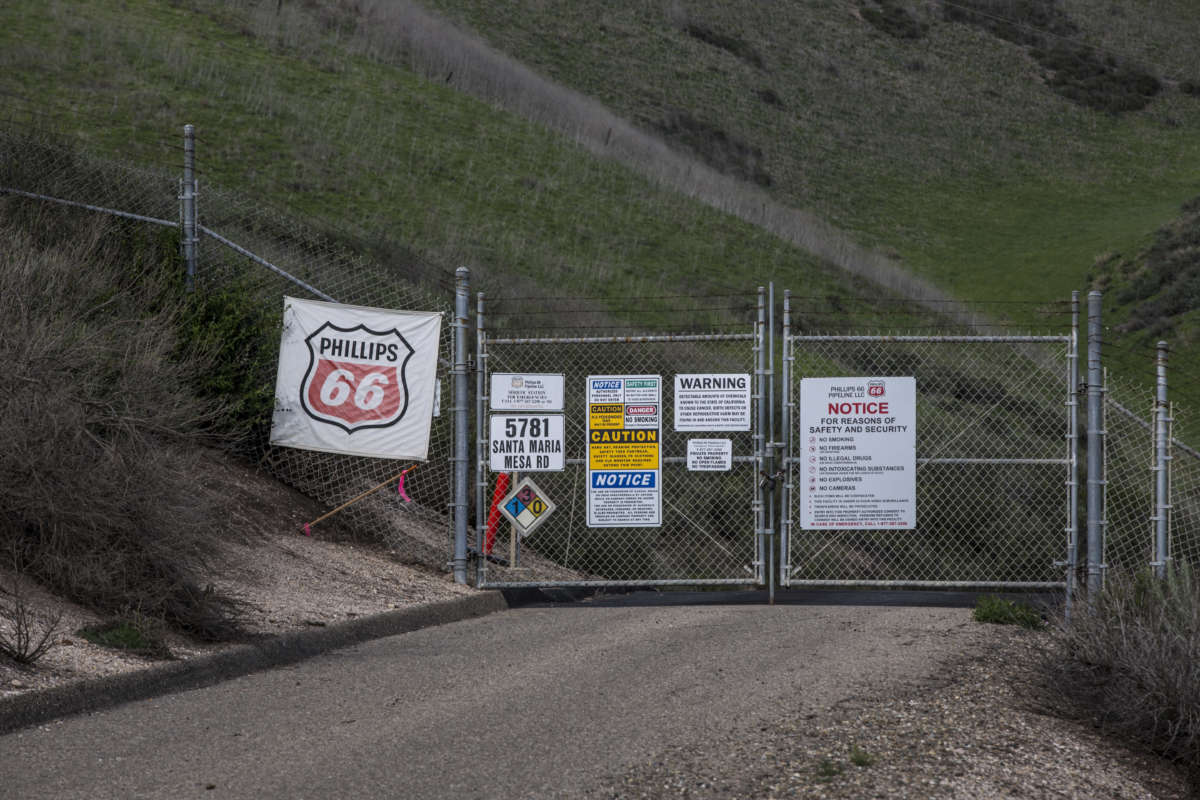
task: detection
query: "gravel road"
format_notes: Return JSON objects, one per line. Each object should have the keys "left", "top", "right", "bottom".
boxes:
{"left": 0, "top": 596, "right": 1187, "bottom": 799}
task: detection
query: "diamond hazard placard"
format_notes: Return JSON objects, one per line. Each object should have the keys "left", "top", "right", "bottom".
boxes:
{"left": 498, "top": 477, "right": 557, "bottom": 538}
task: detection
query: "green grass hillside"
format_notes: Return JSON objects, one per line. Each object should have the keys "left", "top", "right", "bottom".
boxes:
{"left": 3, "top": 0, "right": 1197, "bottom": 388}
{"left": 0, "top": 0, "right": 883, "bottom": 329}
{"left": 417, "top": 0, "right": 1200, "bottom": 305}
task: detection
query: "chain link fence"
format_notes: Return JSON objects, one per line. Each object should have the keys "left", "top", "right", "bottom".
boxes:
{"left": 474, "top": 294, "right": 764, "bottom": 587}
{"left": 0, "top": 125, "right": 461, "bottom": 571}
{"left": 783, "top": 332, "right": 1075, "bottom": 589}
{"left": 5, "top": 120, "right": 1200, "bottom": 591}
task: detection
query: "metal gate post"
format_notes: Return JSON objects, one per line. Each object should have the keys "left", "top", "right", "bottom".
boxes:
{"left": 475, "top": 291, "right": 488, "bottom": 587}
{"left": 1086, "top": 291, "right": 1105, "bottom": 598}
{"left": 181, "top": 124, "right": 198, "bottom": 292}
{"left": 767, "top": 283, "right": 776, "bottom": 604}
{"left": 1154, "top": 340, "right": 1170, "bottom": 578}
{"left": 1065, "top": 292, "right": 1080, "bottom": 617}
{"left": 754, "top": 287, "right": 766, "bottom": 586}
{"left": 780, "top": 290, "right": 792, "bottom": 588}
{"left": 451, "top": 268, "right": 471, "bottom": 584}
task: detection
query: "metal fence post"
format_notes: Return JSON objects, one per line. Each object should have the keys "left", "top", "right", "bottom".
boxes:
{"left": 754, "top": 286, "right": 766, "bottom": 587}
{"left": 780, "top": 289, "right": 792, "bottom": 589}
{"left": 1086, "top": 291, "right": 1105, "bottom": 597}
{"left": 1154, "top": 340, "right": 1170, "bottom": 579}
{"left": 1065, "top": 291, "right": 1080, "bottom": 617}
{"left": 475, "top": 291, "right": 488, "bottom": 587}
{"left": 767, "top": 282, "right": 776, "bottom": 605}
{"left": 181, "top": 124, "right": 197, "bottom": 292}
{"left": 451, "top": 267, "right": 471, "bottom": 584}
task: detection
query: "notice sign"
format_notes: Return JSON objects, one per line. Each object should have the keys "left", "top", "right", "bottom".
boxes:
{"left": 587, "top": 375, "right": 662, "bottom": 527}
{"left": 674, "top": 374, "right": 751, "bottom": 431}
{"left": 799, "top": 377, "right": 916, "bottom": 530}
{"left": 270, "top": 296, "right": 442, "bottom": 460}
{"left": 490, "top": 373, "right": 564, "bottom": 411}
{"left": 687, "top": 439, "right": 733, "bottom": 471}
{"left": 489, "top": 414, "right": 565, "bottom": 472}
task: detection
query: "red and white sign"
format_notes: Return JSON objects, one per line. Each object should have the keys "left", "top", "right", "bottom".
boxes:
{"left": 271, "top": 297, "right": 442, "bottom": 460}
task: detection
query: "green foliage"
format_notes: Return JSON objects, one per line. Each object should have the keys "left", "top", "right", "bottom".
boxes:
{"left": 973, "top": 594, "right": 1045, "bottom": 629}
{"left": 815, "top": 758, "right": 844, "bottom": 779}
{"left": 78, "top": 613, "right": 171, "bottom": 658}
{"left": 849, "top": 744, "right": 876, "bottom": 767}
{"left": 178, "top": 274, "right": 282, "bottom": 449}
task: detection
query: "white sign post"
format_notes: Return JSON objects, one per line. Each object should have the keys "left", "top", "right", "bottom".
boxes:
{"left": 673, "top": 374, "right": 751, "bottom": 431}
{"left": 270, "top": 297, "right": 442, "bottom": 460}
{"left": 587, "top": 375, "right": 662, "bottom": 527}
{"left": 489, "top": 414, "right": 565, "bottom": 472}
{"left": 799, "top": 377, "right": 916, "bottom": 529}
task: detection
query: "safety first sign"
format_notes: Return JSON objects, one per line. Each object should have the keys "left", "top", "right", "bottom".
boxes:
{"left": 587, "top": 375, "right": 661, "bottom": 527}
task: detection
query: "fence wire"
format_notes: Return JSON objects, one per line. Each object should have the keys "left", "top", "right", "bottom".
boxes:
{"left": 475, "top": 310, "right": 761, "bottom": 587}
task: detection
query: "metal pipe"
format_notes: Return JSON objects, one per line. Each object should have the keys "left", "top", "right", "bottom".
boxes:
{"left": 791, "top": 334, "right": 1070, "bottom": 344}
{"left": 475, "top": 292, "right": 487, "bottom": 587}
{"left": 451, "top": 268, "right": 470, "bottom": 584}
{"left": 200, "top": 226, "right": 335, "bottom": 302}
{"left": 182, "top": 124, "right": 197, "bottom": 292}
{"left": 1086, "top": 291, "right": 1104, "bottom": 598}
{"left": 754, "top": 286, "right": 766, "bottom": 585}
{"left": 0, "top": 187, "right": 177, "bottom": 227}
{"left": 487, "top": 333, "right": 754, "bottom": 345}
{"left": 1155, "top": 340, "right": 1170, "bottom": 579}
{"left": 1066, "top": 291, "right": 1080, "bottom": 617}
{"left": 767, "top": 282, "right": 775, "bottom": 605}
{"left": 780, "top": 289, "right": 792, "bottom": 588}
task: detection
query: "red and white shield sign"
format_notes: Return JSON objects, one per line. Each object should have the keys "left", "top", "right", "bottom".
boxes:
{"left": 300, "top": 321, "right": 415, "bottom": 434}
{"left": 868, "top": 380, "right": 886, "bottom": 398}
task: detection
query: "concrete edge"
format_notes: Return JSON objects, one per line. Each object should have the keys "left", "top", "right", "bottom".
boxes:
{"left": 0, "top": 590, "right": 508, "bottom": 736}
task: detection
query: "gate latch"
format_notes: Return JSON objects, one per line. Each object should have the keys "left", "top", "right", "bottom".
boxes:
{"left": 759, "top": 470, "right": 783, "bottom": 491}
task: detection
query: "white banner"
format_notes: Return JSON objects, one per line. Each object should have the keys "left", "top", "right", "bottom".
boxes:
{"left": 270, "top": 296, "right": 442, "bottom": 460}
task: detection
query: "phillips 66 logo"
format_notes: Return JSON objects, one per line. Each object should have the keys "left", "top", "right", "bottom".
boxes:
{"left": 300, "top": 321, "right": 415, "bottom": 433}
{"left": 868, "top": 380, "right": 886, "bottom": 398}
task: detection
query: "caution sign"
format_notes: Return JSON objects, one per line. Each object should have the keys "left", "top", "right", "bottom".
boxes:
{"left": 587, "top": 375, "right": 661, "bottom": 527}
{"left": 498, "top": 477, "right": 556, "bottom": 537}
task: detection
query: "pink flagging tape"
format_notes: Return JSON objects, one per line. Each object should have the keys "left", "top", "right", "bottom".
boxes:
{"left": 397, "top": 471, "right": 413, "bottom": 503}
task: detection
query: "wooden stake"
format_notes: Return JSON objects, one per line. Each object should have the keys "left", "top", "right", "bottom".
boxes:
{"left": 302, "top": 465, "right": 416, "bottom": 535}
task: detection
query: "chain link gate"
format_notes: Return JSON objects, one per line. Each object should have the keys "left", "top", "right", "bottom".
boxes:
{"left": 473, "top": 291, "right": 770, "bottom": 589}
{"left": 781, "top": 299, "right": 1078, "bottom": 590}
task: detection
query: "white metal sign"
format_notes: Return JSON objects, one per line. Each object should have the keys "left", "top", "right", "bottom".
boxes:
{"left": 490, "top": 373, "right": 564, "bottom": 411}
{"left": 686, "top": 439, "right": 733, "bottom": 471}
{"left": 270, "top": 297, "right": 442, "bottom": 460}
{"left": 498, "top": 477, "right": 557, "bottom": 537}
{"left": 674, "top": 374, "right": 751, "bottom": 431}
{"left": 489, "top": 414, "right": 565, "bottom": 472}
{"left": 799, "top": 377, "right": 916, "bottom": 530}
{"left": 587, "top": 375, "right": 662, "bottom": 527}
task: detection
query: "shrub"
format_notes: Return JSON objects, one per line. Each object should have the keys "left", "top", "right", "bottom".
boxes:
{"left": 974, "top": 594, "right": 1045, "bottom": 629}
{"left": 1047, "top": 568, "right": 1200, "bottom": 780}
{"left": 0, "top": 566, "right": 64, "bottom": 665}
{"left": 0, "top": 204, "right": 243, "bottom": 639}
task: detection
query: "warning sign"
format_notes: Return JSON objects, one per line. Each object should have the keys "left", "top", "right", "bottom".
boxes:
{"left": 799, "top": 377, "right": 916, "bottom": 530}
{"left": 674, "top": 373, "right": 751, "bottom": 431}
{"left": 587, "top": 375, "right": 661, "bottom": 527}
{"left": 498, "top": 477, "right": 556, "bottom": 537}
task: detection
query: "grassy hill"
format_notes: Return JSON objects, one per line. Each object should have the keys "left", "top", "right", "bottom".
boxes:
{"left": 3, "top": 0, "right": 1198, "bottom": 383}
